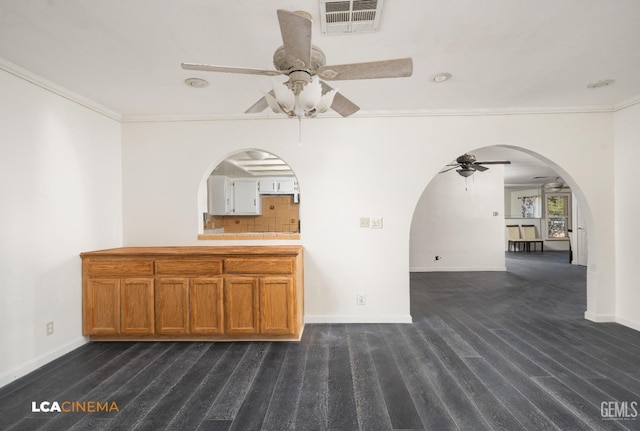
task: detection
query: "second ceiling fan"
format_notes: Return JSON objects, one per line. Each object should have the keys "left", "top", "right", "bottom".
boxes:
{"left": 182, "top": 9, "right": 413, "bottom": 118}
{"left": 440, "top": 153, "right": 511, "bottom": 177}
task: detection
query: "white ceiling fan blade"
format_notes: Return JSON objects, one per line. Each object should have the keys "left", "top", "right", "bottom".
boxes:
{"left": 181, "top": 63, "right": 284, "bottom": 76}
{"left": 277, "top": 9, "right": 312, "bottom": 68}
{"left": 320, "top": 81, "right": 359, "bottom": 117}
{"left": 317, "top": 57, "right": 413, "bottom": 81}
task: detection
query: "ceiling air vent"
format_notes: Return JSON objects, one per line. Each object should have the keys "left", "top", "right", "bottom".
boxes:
{"left": 319, "top": 0, "right": 383, "bottom": 35}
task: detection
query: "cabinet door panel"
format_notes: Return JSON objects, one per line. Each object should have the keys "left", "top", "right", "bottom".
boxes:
{"left": 191, "top": 278, "right": 224, "bottom": 334}
{"left": 260, "top": 277, "right": 295, "bottom": 335}
{"left": 155, "top": 278, "right": 189, "bottom": 334}
{"left": 224, "top": 277, "right": 259, "bottom": 334}
{"left": 121, "top": 278, "right": 155, "bottom": 335}
{"left": 233, "top": 180, "right": 261, "bottom": 215}
{"left": 85, "top": 279, "right": 120, "bottom": 335}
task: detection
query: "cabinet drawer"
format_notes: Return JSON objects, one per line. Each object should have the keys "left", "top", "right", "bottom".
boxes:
{"left": 155, "top": 259, "right": 222, "bottom": 276}
{"left": 224, "top": 257, "right": 293, "bottom": 274}
{"left": 86, "top": 259, "right": 154, "bottom": 276}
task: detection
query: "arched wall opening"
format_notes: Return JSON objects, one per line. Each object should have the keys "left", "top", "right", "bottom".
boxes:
{"left": 196, "top": 148, "right": 301, "bottom": 239}
{"left": 410, "top": 144, "right": 594, "bottom": 315}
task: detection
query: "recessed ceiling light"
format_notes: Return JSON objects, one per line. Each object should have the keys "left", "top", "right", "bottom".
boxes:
{"left": 587, "top": 79, "right": 614, "bottom": 89}
{"left": 184, "top": 78, "right": 209, "bottom": 88}
{"left": 433, "top": 73, "right": 452, "bottom": 83}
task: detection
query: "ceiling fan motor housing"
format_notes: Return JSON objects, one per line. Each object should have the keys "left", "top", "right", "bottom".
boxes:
{"left": 273, "top": 45, "right": 327, "bottom": 72}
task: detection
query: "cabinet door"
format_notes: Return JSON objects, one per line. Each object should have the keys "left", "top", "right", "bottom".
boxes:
{"left": 85, "top": 279, "right": 120, "bottom": 335}
{"left": 276, "top": 179, "right": 297, "bottom": 194}
{"left": 155, "top": 278, "right": 189, "bottom": 334}
{"left": 258, "top": 179, "right": 277, "bottom": 194}
{"left": 233, "top": 180, "right": 261, "bottom": 215}
{"left": 208, "top": 175, "right": 234, "bottom": 215}
{"left": 191, "top": 278, "right": 224, "bottom": 334}
{"left": 260, "top": 277, "right": 295, "bottom": 335}
{"left": 224, "top": 277, "right": 259, "bottom": 334}
{"left": 121, "top": 278, "right": 155, "bottom": 335}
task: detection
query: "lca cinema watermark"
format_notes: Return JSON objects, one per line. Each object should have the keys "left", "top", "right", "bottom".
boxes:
{"left": 601, "top": 401, "right": 638, "bottom": 421}
{"left": 31, "top": 400, "right": 119, "bottom": 413}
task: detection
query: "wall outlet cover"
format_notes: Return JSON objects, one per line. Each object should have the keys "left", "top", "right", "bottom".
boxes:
{"left": 359, "top": 217, "right": 370, "bottom": 228}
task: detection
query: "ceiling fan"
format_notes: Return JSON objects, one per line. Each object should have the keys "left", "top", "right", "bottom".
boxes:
{"left": 181, "top": 9, "right": 413, "bottom": 118}
{"left": 439, "top": 153, "right": 511, "bottom": 177}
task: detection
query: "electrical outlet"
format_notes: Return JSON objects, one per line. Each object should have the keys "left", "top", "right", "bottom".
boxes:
{"left": 359, "top": 217, "right": 370, "bottom": 228}
{"left": 46, "top": 321, "right": 54, "bottom": 336}
{"left": 356, "top": 292, "right": 367, "bottom": 305}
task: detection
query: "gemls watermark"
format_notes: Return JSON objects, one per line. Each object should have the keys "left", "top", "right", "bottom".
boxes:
{"left": 601, "top": 401, "right": 638, "bottom": 421}
{"left": 31, "top": 400, "right": 119, "bottom": 413}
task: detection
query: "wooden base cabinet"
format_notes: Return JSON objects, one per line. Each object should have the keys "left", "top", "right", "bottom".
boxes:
{"left": 81, "top": 246, "right": 303, "bottom": 342}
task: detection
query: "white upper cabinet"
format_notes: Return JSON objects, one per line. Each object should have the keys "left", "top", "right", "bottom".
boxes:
{"left": 258, "top": 177, "right": 298, "bottom": 195}
{"left": 208, "top": 176, "right": 234, "bottom": 215}
{"left": 208, "top": 176, "right": 261, "bottom": 215}
{"left": 233, "top": 179, "right": 262, "bottom": 215}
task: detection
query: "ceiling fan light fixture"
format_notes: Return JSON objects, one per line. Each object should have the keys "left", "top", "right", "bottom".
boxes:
{"left": 457, "top": 168, "right": 475, "bottom": 177}
{"left": 297, "top": 77, "right": 323, "bottom": 111}
{"left": 269, "top": 76, "right": 338, "bottom": 118}
{"left": 315, "top": 88, "right": 338, "bottom": 114}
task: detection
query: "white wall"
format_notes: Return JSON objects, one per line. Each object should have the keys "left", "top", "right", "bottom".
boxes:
{"left": 121, "top": 112, "right": 615, "bottom": 325}
{"left": 614, "top": 102, "right": 640, "bottom": 331}
{"left": 410, "top": 163, "right": 506, "bottom": 271}
{"left": 0, "top": 69, "right": 122, "bottom": 386}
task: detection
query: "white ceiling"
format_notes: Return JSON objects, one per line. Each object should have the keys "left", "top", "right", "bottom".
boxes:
{"left": 1, "top": 1, "right": 637, "bottom": 185}
{"left": 1, "top": 0, "right": 640, "bottom": 120}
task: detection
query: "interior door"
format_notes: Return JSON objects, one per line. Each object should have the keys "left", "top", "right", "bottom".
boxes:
{"left": 573, "top": 197, "right": 589, "bottom": 266}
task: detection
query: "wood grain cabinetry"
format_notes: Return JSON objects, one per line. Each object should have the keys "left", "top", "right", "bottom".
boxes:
{"left": 81, "top": 246, "right": 303, "bottom": 341}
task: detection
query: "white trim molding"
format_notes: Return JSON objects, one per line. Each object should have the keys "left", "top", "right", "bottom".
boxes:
{"left": 0, "top": 337, "right": 88, "bottom": 388}
{"left": 0, "top": 57, "right": 121, "bottom": 121}
{"left": 584, "top": 311, "right": 616, "bottom": 323}
{"left": 410, "top": 266, "right": 507, "bottom": 272}
{"left": 305, "top": 314, "right": 413, "bottom": 324}
{"left": 615, "top": 317, "right": 640, "bottom": 332}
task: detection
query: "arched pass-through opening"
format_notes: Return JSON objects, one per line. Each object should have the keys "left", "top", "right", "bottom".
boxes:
{"left": 197, "top": 148, "right": 301, "bottom": 240}
{"left": 409, "top": 144, "right": 593, "bottom": 319}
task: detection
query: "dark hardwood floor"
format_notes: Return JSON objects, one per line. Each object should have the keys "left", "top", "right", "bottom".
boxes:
{"left": 2, "top": 251, "right": 640, "bottom": 430}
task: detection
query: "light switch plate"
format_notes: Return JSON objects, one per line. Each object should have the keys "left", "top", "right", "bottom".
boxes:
{"left": 370, "top": 216, "right": 383, "bottom": 229}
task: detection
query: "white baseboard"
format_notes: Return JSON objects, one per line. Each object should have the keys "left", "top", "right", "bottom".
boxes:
{"left": 0, "top": 336, "right": 88, "bottom": 389}
{"left": 584, "top": 311, "right": 615, "bottom": 323}
{"left": 410, "top": 266, "right": 507, "bottom": 272}
{"left": 305, "top": 314, "right": 413, "bottom": 324}
{"left": 615, "top": 316, "right": 640, "bottom": 332}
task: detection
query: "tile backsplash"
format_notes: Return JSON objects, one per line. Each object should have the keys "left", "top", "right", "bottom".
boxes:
{"left": 207, "top": 195, "right": 300, "bottom": 233}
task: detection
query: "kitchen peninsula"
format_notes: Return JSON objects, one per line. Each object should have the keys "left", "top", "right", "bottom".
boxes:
{"left": 81, "top": 246, "right": 303, "bottom": 341}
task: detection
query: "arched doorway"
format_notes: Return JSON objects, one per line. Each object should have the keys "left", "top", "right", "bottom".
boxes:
{"left": 409, "top": 145, "right": 592, "bottom": 315}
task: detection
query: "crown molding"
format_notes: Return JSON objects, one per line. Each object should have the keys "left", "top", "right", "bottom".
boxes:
{"left": 613, "top": 94, "right": 640, "bottom": 111}
{"left": 0, "top": 57, "right": 121, "bottom": 121}
{"left": 121, "top": 104, "right": 617, "bottom": 123}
